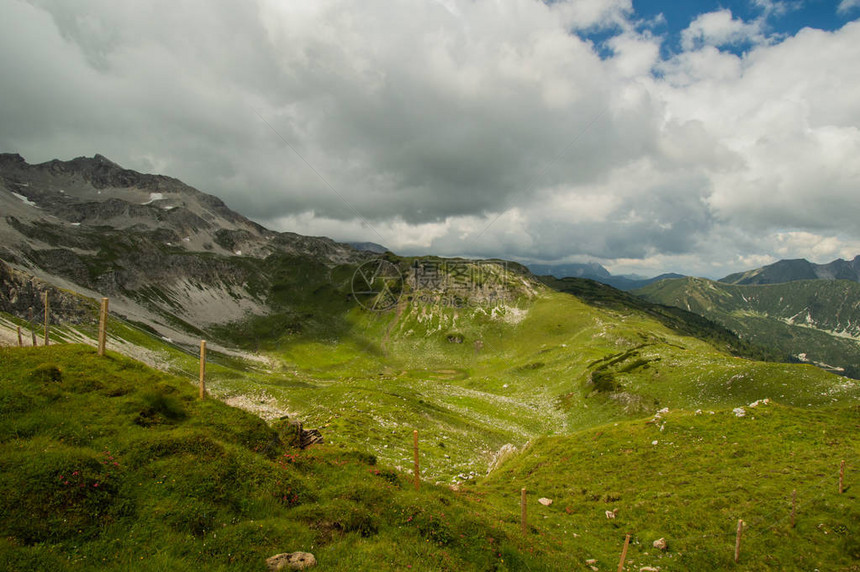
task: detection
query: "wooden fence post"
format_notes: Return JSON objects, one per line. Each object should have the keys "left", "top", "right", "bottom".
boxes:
{"left": 840, "top": 460, "right": 846, "bottom": 494}
{"left": 617, "top": 533, "right": 631, "bottom": 572}
{"left": 97, "top": 297, "right": 109, "bottom": 356}
{"left": 790, "top": 489, "right": 797, "bottom": 528}
{"left": 413, "top": 430, "right": 420, "bottom": 490}
{"left": 521, "top": 488, "right": 527, "bottom": 535}
{"left": 17, "top": 326, "right": 23, "bottom": 348}
{"left": 29, "top": 308, "right": 37, "bottom": 346}
{"left": 199, "top": 340, "right": 206, "bottom": 399}
{"left": 43, "top": 292, "right": 49, "bottom": 346}
{"left": 734, "top": 519, "right": 744, "bottom": 563}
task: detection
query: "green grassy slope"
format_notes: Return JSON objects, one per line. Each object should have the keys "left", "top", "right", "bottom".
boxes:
{"left": 207, "top": 275, "right": 858, "bottom": 484}
{"left": 636, "top": 277, "right": 860, "bottom": 377}
{"left": 481, "top": 402, "right": 860, "bottom": 571}
{"left": 0, "top": 345, "right": 564, "bottom": 571}
{"left": 2, "top": 346, "right": 857, "bottom": 571}
{"left": 540, "top": 276, "right": 786, "bottom": 361}
{"left": 5, "top": 256, "right": 857, "bottom": 487}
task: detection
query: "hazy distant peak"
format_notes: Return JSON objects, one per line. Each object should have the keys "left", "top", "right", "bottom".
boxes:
{"left": 720, "top": 256, "right": 860, "bottom": 285}
{"left": 527, "top": 262, "right": 611, "bottom": 279}
{"left": 347, "top": 241, "right": 390, "bottom": 254}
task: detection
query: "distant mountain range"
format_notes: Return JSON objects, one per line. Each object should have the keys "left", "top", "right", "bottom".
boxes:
{"left": 533, "top": 255, "right": 860, "bottom": 379}
{"left": 539, "top": 276, "right": 783, "bottom": 362}
{"left": 526, "top": 262, "right": 684, "bottom": 291}
{"left": 532, "top": 255, "right": 860, "bottom": 291}
{"left": 3, "top": 151, "right": 818, "bottom": 424}
{"left": 637, "top": 276, "right": 860, "bottom": 378}
{"left": 720, "top": 256, "right": 860, "bottom": 284}
{"left": 3, "top": 151, "right": 859, "bottom": 383}
{"left": 346, "top": 241, "right": 390, "bottom": 254}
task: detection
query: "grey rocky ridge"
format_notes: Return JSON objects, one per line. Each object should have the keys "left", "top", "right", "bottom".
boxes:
{"left": 0, "top": 153, "right": 368, "bottom": 351}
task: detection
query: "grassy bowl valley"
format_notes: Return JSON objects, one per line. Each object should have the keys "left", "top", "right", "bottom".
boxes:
{"left": 2, "top": 258, "right": 859, "bottom": 571}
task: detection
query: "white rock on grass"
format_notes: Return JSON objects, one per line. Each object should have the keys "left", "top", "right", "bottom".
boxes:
{"left": 266, "top": 552, "right": 317, "bottom": 570}
{"left": 733, "top": 407, "right": 746, "bottom": 418}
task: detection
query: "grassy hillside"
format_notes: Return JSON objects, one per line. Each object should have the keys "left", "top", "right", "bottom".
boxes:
{"left": 3, "top": 256, "right": 860, "bottom": 569}
{"left": 204, "top": 273, "right": 857, "bottom": 485}
{"left": 636, "top": 277, "right": 860, "bottom": 378}
{"left": 482, "top": 401, "right": 860, "bottom": 571}
{"left": 8, "top": 257, "right": 855, "bottom": 485}
{"left": 2, "top": 346, "right": 857, "bottom": 570}
{"left": 540, "top": 276, "right": 786, "bottom": 361}
{"left": 0, "top": 345, "right": 565, "bottom": 571}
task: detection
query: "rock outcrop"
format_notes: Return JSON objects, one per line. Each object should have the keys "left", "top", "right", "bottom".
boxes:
{"left": 265, "top": 551, "right": 317, "bottom": 570}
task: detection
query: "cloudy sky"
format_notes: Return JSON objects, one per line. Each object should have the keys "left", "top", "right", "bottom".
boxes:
{"left": 2, "top": 0, "right": 860, "bottom": 277}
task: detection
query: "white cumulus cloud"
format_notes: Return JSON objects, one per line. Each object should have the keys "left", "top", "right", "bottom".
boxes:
{"left": 680, "top": 9, "right": 766, "bottom": 51}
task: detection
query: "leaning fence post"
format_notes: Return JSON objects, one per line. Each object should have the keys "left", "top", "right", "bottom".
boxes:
{"left": 840, "top": 460, "right": 846, "bottom": 494}
{"left": 617, "top": 533, "right": 631, "bottom": 572}
{"left": 413, "top": 430, "right": 420, "bottom": 490}
{"left": 734, "top": 519, "right": 744, "bottom": 563}
{"left": 520, "top": 488, "right": 527, "bottom": 535}
{"left": 790, "top": 489, "right": 797, "bottom": 528}
{"left": 97, "top": 297, "right": 109, "bottom": 356}
{"left": 43, "top": 292, "right": 50, "bottom": 346}
{"left": 199, "top": 340, "right": 206, "bottom": 399}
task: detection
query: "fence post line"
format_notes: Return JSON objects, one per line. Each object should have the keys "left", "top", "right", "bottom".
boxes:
{"left": 617, "top": 533, "right": 631, "bottom": 572}
{"left": 199, "top": 340, "right": 206, "bottom": 399}
{"left": 413, "top": 430, "right": 420, "bottom": 490}
{"left": 840, "top": 460, "right": 846, "bottom": 494}
{"left": 97, "top": 297, "right": 109, "bottom": 356}
{"left": 520, "top": 488, "right": 527, "bottom": 535}
{"left": 734, "top": 519, "right": 744, "bottom": 563}
{"left": 790, "top": 489, "right": 797, "bottom": 528}
{"left": 17, "top": 326, "right": 23, "bottom": 348}
{"left": 43, "top": 292, "right": 49, "bottom": 346}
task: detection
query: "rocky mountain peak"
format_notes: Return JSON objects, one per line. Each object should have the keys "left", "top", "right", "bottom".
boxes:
{"left": 0, "top": 151, "right": 369, "bottom": 350}
{"left": 0, "top": 153, "right": 364, "bottom": 264}
{"left": 0, "top": 153, "right": 26, "bottom": 167}
{"left": 92, "top": 153, "right": 120, "bottom": 166}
